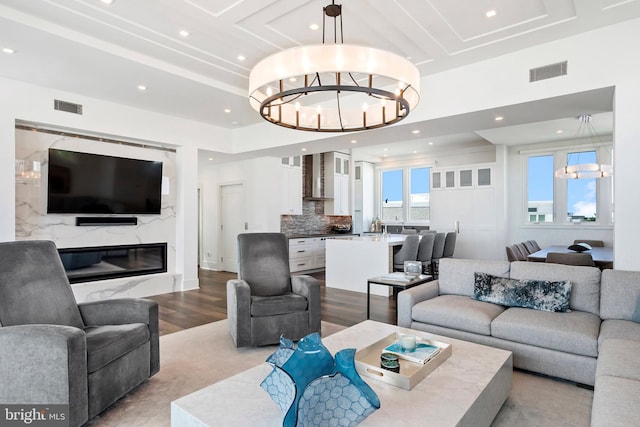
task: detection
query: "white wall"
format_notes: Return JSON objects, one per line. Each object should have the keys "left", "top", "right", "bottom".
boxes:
{"left": 1, "top": 77, "right": 232, "bottom": 293}
{"left": 198, "top": 156, "right": 282, "bottom": 270}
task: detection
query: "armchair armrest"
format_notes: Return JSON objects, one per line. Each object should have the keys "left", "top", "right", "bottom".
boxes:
{"left": 226, "top": 279, "right": 252, "bottom": 347}
{"left": 0, "top": 325, "right": 88, "bottom": 427}
{"left": 78, "top": 298, "right": 159, "bottom": 376}
{"left": 291, "top": 275, "right": 321, "bottom": 333}
{"left": 397, "top": 280, "right": 441, "bottom": 327}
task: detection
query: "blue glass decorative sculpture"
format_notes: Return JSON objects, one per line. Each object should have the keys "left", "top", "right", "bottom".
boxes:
{"left": 261, "top": 333, "right": 380, "bottom": 426}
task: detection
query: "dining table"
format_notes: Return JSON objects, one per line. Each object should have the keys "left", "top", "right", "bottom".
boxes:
{"left": 527, "top": 245, "right": 613, "bottom": 268}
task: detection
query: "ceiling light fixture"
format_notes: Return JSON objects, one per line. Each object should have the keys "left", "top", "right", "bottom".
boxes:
{"left": 486, "top": 10, "right": 497, "bottom": 18}
{"left": 309, "top": 24, "right": 320, "bottom": 31}
{"left": 3, "top": 47, "right": 15, "bottom": 54}
{"left": 137, "top": 84, "right": 147, "bottom": 91}
{"left": 179, "top": 30, "right": 190, "bottom": 37}
{"left": 237, "top": 55, "right": 246, "bottom": 61}
{"left": 248, "top": 1, "right": 420, "bottom": 132}
{"left": 554, "top": 114, "right": 613, "bottom": 179}
{"left": 495, "top": 116, "right": 504, "bottom": 121}
{"left": 101, "top": 0, "right": 113, "bottom": 5}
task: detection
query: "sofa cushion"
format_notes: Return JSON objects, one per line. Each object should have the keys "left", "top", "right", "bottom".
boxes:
{"left": 250, "top": 293, "right": 308, "bottom": 317}
{"left": 473, "top": 272, "right": 572, "bottom": 312}
{"left": 509, "top": 261, "right": 601, "bottom": 316}
{"left": 491, "top": 308, "right": 600, "bottom": 357}
{"left": 596, "top": 338, "right": 640, "bottom": 381}
{"left": 600, "top": 269, "right": 640, "bottom": 321}
{"left": 598, "top": 319, "right": 640, "bottom": 346}
{"left": 411, "top": 295, "right": 505, "bottom": 336}
{"left": 84, "top": 323, "right": 150, "bottom": 373}
{"left": 591, "top": 375, "right": 640, "bottom": 427}
{"left": 438, "top": 258, "right": 511, "bottom": 296}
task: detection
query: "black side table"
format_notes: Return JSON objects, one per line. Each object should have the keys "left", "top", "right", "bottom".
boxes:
{"left": 366, "top": 273, "right": 433, "bottom": 322}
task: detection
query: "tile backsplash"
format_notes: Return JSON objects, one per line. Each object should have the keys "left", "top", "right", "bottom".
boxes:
{"left": 281, "top": 200, "right": 352, "bottom": 235}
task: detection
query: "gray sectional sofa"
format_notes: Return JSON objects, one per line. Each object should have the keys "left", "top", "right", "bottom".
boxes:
{"left": 397, "top": 258, "right": 640, "bottom": 426}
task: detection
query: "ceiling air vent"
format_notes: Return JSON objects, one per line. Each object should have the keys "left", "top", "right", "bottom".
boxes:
{"left": 529, "top": 61, "right": 567, "bottom": 82}
{"left": 54, "top": 99, "right": 83, "bottom": 115}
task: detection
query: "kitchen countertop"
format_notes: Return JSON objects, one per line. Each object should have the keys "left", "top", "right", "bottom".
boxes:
{"left": 286, "top": 233, "right": 357, "bottom": 239}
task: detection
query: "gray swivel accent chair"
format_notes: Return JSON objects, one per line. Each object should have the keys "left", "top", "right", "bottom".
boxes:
{"left": 226, "top": 233, "right": 321, "bottom": 347}
{"left": 0, "top": 240, "right": 159, "bottom": 427}
{"left": 416, "top": 233, "right": 435, "bottom": 274}
{"left": 392, "top": 234, "right": 420, "bottom": 271}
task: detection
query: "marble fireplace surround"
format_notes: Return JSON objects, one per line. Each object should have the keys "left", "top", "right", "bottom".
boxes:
{"left": 15, "top": 126, "right": 181, "bottom": 303}
{"left": 59, "top": 242, "right": 167, "bottom": 284}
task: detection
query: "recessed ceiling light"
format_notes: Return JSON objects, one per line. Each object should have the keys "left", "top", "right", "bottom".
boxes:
{"left": 309, "top": 24, "right": 319, "bottom": 31}
{"left": 231, "top": 121, "right": 239, "bottom": 125}
{"left": 413, "top": 150, "right": 417, "bottom": 154}
{"left": 556, "top": 130, "right": 564, "bottom": 134}
{"left": 179, "top": 30, "right": 190, "bottom": 38}
{"left": 383, "top": 148, "right": 389, "bottom": 151}
{"left": 412, "top": 130, "right": 420, "bottom": 134}
{"left": 350, "top": 140, "right": 357, "bottom": 144}
{"left": 237, "top": 55, "right": 246, "bottom": 61}
{"left": 2, "top": 47, "right": 14, "bottom": 54}
{"left": 137, "top": 85, "right": 147, "bottom": 91}
{"left": 101, "top": 0, "right": 113, "bottom": 4}
{"left": 494, "top": 116, "right": 504, "bottom": 121}
{"left": 428, "top": 141, "right": 434, "bottom": 145}
{"left": 289, "top": 77, "right": 297, "bottom": 82}
{"left": 301, "top": 148, "right": 307, "bottom": 152}
{"left": 208, "top": 157, "right": 213, "bottom": 161}
{"left": 224, "top": 108, "right": 231, "bottom": 113}
{"left": 486, "top": 10, "right": 497, "bottom": 18}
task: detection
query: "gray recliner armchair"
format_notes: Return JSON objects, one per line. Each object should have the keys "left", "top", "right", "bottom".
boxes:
{"left": 226, "top": 233, "right": 321, "bottom": 347}
{"left": 0, "top": 240, "right": 159, "bottom": 427}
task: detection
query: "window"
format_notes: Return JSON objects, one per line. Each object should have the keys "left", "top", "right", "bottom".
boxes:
{"left": 567, "top": 150, "right": 597, "bottom": 222}
{"left": 382, "top": 169, "right": 403, "bottom": 221}
{"left": 527, "top": 155, "right": 554, "bottom": 223}
{"left": 523, "top": 146, "right": 612, "bottom": 226}
{"left": 410, "top": 167, "right": 430, "bottom": 221}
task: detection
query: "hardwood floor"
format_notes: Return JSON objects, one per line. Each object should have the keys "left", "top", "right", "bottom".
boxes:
{"left": 148, "top": 269, "right": 396, "bottom": 336}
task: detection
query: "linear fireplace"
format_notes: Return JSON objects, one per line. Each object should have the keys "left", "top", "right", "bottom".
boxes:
{"left": 58, "top": 243, "right": 167, "bottom": 284}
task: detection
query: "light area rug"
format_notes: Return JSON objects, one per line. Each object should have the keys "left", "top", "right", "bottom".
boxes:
{"left": 88, "top": 320, "right": 593, "bottom": 426}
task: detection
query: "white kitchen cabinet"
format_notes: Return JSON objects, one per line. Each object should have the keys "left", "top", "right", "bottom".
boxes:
{"left": 280, "top": 156, "right": 302, "bottom": 215}
{"left": 324, "top": 152, "right": 350, "bottom": 215}
{"left": 289, "top": 237, "right": 326, "bottom": 272}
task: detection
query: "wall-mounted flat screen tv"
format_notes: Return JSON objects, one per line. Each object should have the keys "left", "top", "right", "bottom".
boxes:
{"left": 47, "top": 148, "right": 163, "bottom": 214}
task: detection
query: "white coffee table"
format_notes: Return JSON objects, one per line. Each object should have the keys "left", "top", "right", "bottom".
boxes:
{"left": 171, "top": 320, "right": 512, "bottom": 426}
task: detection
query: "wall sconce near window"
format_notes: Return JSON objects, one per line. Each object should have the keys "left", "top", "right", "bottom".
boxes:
{"left": 15, "top": 159, "right": 41, "bottom": 183}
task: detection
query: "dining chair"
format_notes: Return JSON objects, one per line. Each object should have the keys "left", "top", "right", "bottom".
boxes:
{"left": 573, "top": 239, "right": 605, "bottom": 247}
{"left": 528, "top": 240, "right": 542, "bottom": 251}
{"left": 401, "top": 229, "right": 418, "bottom": 235}
{"left": 505, "top": 246, "right": 519, "bottom": 262}
{"left": 429, "top": 233, "right": 447, "bottom": 277}
{"left": 417, "top": 233, "right": 435, "bottom": 274}
{"left": 443, "top": 232, "right": 457, "bottom": 258}
{"left": 419, "top": 230, "right": 437, "bottom": 235}
{"left": 545, "top": 252, "right": 595, "bottom": 266}
{"left": 515, "top": 242, "right": 530, "bottom": 256}
{"left": 512, "top": 244, "right": 528, "bottom": 261}
{"left": 392, "top": 235, "right": 420, "bottom": 271}
{"left": 523, "top": 241, "right": 537, "bottom": 254}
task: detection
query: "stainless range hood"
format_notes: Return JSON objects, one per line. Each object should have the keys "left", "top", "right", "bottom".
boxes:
{"left": 303, "top": 154, "right": 333, "bottom": 201}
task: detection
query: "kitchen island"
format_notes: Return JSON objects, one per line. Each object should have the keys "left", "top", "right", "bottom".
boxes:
{"left": 325, "top": 234, "right": 407, "bottom": 296}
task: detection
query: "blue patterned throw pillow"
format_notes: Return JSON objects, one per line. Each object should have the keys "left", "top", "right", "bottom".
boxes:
{"left": 473, "top": 272, "right": 572, "bottom": 312}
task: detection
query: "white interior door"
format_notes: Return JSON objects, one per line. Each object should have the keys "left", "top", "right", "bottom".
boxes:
{"left": 220, "top": 183, "right": 246, "bottom": 273}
